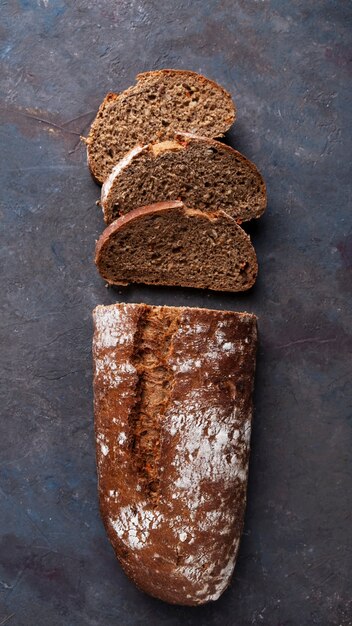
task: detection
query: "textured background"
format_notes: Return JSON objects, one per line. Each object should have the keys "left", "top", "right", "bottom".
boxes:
{"left": 0, "top": 1, "right": 351, "bottom": 625}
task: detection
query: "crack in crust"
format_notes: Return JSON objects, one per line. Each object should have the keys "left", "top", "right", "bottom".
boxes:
{"left": 129, "top": 306, "right": 180, "bottom": 503}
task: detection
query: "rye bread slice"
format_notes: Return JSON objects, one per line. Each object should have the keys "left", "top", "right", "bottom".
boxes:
{"left": 95, "top": 201, "right": 258, "bottom": 292}
{"left": 87, "top": 70, "right": 236, "bottom": 184}
{"left": 101, "top": 133, "right": 266, "bottom": 224}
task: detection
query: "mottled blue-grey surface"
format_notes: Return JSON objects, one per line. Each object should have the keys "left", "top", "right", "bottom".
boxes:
{"left": 0, "top": 1, "right": 351, "bottom": 625}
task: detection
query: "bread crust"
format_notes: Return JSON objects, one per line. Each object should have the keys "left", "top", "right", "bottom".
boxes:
{"left": 100, "top": 133, "right": 266, "bottom": 224}
{"left": 85, "top": 93, "right": 121, "bottom": 184}
{"left": 95, "top": 200, "right": 184, "bottom": 263}
{"left": 93, "top": 303, "right": 257, "bottom": 605}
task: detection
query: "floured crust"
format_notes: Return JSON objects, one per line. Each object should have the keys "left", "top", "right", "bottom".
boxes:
{"left": 92, "top": 303, "right": 257, "bottom": 605}
{"left": 100, "top": 133, "right": 267, "bottom": 224}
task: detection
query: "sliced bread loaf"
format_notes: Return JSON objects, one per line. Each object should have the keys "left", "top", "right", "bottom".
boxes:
{"left": 101, "top": 134, "right": 266, "bottom": 224}
{"left": 87, "top": 70, "right": 236, "bottom": 184}
{"left": 95, "top": 201, "right": 258, "bottom": 292}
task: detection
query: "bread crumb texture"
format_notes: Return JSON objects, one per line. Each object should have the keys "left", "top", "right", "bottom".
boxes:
{"left": 93, "top": 303, "right": 257, "bottom": 605}
{"left": 87, "top": 70, "right": 236, "bottom": 183}
{"left": 101, "top": 135, "right": 266, "bottom": 225}
{"left": 95, "top": 202, "right": 258, "bottom": 293}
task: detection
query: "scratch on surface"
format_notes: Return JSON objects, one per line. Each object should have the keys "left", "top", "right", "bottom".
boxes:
{"left": 24, "top": 510, "right": 51, "bottom": 547}
{"left": 5, "top": 558, "right": 31, "bottom": 600}
{"left": 278, "top": 338, "right": 336, "bottom": 349}
{"left": 37, "top": 326, "right": 86, "bottom": 348}
{"left": 0, "top": 581, "right": 12, "bottom": 590}
{"left": 0, "top": 449, "right": 32, "bottom": 468}
{"left": 62, "top": 111, "right": 95, "bottom": 126}
{"left": 0, "top": 108, "right": 81, "bottom": 136}
{"left": 21, "top": 112, "right": 82, "bottom": 136}
{"left": 307, "top": 554, "right": 337, "bottom": 571}
{"left": 69, "top": 137, "right": 84, "bottom": 155}
{"left": 0, "top": 615, "right": 15, "bottom": 626}
{"left": 34, "top": 368, "right": 88, "bottom": 381}
{"left": 316, "top": 572, "right": 336, "bottom": 587}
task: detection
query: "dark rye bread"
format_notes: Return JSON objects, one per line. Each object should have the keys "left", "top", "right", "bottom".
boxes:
{"left": 101, "top": 134, "right": 266, "bottom": 225}
{"left": 87, "top": 70, "right": 236, "bottom": 184}
{"left": 92, "top": 302, "right": 257, "bottom": 605}
{"left": 95, "top": 201, "right": 258, "bottom": 292}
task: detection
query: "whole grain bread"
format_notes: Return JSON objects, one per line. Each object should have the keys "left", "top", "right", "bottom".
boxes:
{"left": 95, "top": 201, "right": 258, "bottom": 292}
{"left": 87, "top": 70, "right": 236, "bottom": 184}
{"left": 101, "top": 133, "right": 266, "bottom": 224}
{"left": 93, "top": 302, "right": 257, "bottom": 605}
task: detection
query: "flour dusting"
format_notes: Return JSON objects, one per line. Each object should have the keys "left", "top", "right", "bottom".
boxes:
{"left": 94, "top": 304, "right": 135, "bottom": 349}
{"left": 118, "top": 432, "right": 127, "bottom": 445}
{"left": 110, "top": 503, "right": 163, "bottom": 550}
{"left": 163, "top": 315, "right": 253, "bottom": 598}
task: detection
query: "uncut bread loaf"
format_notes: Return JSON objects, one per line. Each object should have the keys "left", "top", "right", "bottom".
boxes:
{"left": 95, "top": 201, "right": 258, "bottom": 292}
{"left": 92, "top": 302, "right": 257, "bottom": 605}
{"left": 87, "top": 70, "right": 236, "bottom": 184}
{"left": 101, "top": 134, "right": 266, "bottom": 224}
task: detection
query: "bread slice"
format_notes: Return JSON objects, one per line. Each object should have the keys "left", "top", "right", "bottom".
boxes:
{"left": 93, "top": 302, "right": 257, "bottom": 605}
{"left": 101, "top": 134, "right": 266, "bottom": 225}
{"left": 86, "top": 70, "right": 236, "bottom": 184}
{"left": 95, "top": 201, "right": 258, "bottom": 292}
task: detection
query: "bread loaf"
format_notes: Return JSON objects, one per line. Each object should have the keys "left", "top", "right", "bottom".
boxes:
{"left": 86, "top": 70, "right": 236, "bottom": 184}
{"left": 101, "top": 133, "right": 266, "bottom": 225}
{"left": 93, "top": 303, "right": 257, "bottom": 605}
{"left": 95, "top": 201, "right": 258, "bottom": 292}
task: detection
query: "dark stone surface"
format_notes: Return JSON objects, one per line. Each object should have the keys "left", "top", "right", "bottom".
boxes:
{"left": 0, "top": 1, "right": 351, "bottom": 624}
